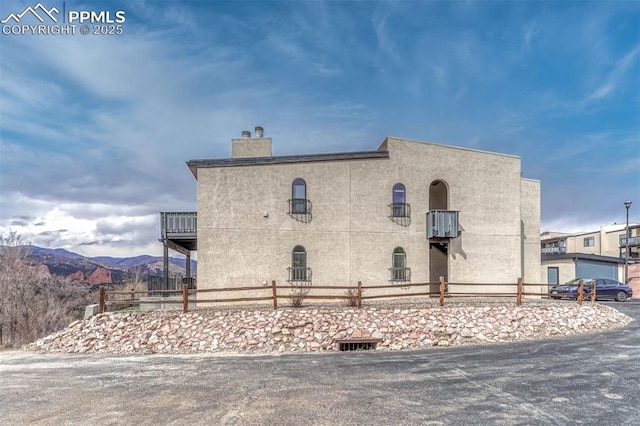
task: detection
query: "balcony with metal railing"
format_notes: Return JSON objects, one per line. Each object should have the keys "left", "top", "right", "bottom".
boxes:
{"left": 160, "top": 212, "right": 197, "bottom": 251}
{"left": 541, "top": 246, "right": 567, "bottom": 255}
{"left": 426, "top": 210, "right": 460, "bottom": 239}
{"left": 619, "top": 235, "right": 640, "bottom": 248}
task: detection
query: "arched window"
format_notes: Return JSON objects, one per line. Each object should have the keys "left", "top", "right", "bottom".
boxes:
{"left": 392, "top": 183, "right": 406, "bottom": 217}
{"left": 391, "top": 247, "right": 407, "bottom": 281}
{"left": 290, "top": 245, "right": 308, "bottom": 282}
{"left": 291, "top": 178, "right": 307, "bottom": 214}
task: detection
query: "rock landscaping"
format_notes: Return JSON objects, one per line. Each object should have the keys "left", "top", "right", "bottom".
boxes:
{"left": 25, "top": 299, "right": 633, "bottom": 355}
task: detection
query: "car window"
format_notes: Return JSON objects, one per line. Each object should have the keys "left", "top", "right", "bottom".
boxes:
{"left": 605, "top": 279, "right": 619, "bottom": 286}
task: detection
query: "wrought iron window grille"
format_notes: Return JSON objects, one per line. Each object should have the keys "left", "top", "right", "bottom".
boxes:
{"left": 389, "top": 267, "right": 411, "bottom": 284}
{"left": 288, "top": 198, "right": 313, "bottom": 223}
{"left": 287, "top": 266, "right": 313, "bottom": 285}
{"left": 388, "top": 203, "right": 411, "bottom": 226}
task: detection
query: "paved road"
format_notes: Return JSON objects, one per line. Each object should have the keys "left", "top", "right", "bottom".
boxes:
{"left": 1, "top": 301, "right": 638, "bottom": 425}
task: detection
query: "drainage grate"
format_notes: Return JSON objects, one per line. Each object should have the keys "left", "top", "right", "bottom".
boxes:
{"left": 336, "top": 338, "right": 382, "bottom": 352}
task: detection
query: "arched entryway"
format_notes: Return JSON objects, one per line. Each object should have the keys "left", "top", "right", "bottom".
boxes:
{"left": 429, "top": 180, "right": 449, "bottom": 288}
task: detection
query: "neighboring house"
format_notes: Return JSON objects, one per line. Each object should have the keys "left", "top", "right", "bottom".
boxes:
{"left": 541, "top": 223, "right": 640, "bottom": 286}
{"left": 161, "top": 127, "right": 541, "bottom": 298}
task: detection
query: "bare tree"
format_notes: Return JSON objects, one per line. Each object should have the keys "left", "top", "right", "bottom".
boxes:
{"left": 0, "top": 232, "right": 92, "bottom": 347}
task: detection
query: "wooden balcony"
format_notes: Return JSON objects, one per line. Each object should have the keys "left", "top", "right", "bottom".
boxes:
{"left": 160, "top": 212, "right": 197, "bottom": 253}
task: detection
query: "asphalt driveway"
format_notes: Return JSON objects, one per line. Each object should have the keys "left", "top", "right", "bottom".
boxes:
{"left": 1, "top": 300, "right": 638, "bottom": 425}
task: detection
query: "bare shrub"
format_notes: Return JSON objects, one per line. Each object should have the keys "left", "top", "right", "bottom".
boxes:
{"left": 289, "top": 287, "right": 310, "bottom": 308}
{"left": 0, "top": 232, "right": 94, "bottom": 347}
{"left": 344, "top": 288, "right": 359, "bottom": 307}
{"left": 105, "top": 267, "right": 149, "bottom": 309}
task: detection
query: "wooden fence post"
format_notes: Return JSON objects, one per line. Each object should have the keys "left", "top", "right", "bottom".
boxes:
{"left": 516, "top": 278, "right": 523, "bottom": 306}
{"left": 182, "top": 284, "right": 189, "bottom": 313}
{"left": 272, "top": 280, "right": 278, "bottom": 310}
{"left": 591, "top": 280, "right": 597, "bottom": 302}
{"left": 439, "top": 276, "right": 445, "bottom": 307}
{"left": 98, "top": 286, "right": 105, "bottom": 314}
{"left": 357, "top": 281, "right": 362, "bottom": 309}
{"left": 577, "top": 279, "right": 584, "bottom": 306}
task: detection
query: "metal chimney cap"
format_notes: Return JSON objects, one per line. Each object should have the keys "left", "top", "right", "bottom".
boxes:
{"left": 254, "top": 126, "right": 264, "bottom": 138}
{"left": 241, "top": 130, "right": 251, "bottom": 138}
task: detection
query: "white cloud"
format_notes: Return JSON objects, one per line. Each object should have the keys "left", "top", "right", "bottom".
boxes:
{"left": 583, "top": 45, "right": 640, "bottom": 104}
{"left": 1, "top": 0, "right": 638, "bottom": 258}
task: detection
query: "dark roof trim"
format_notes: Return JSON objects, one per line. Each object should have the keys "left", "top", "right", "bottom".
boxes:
{"left": 187, "top": 150, "right": 389, "bottom": 178}
{"left": 542, "top": 252, "right": 627, "bottom": 264}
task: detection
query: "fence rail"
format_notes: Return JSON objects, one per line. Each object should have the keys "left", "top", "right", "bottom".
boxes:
{"left": 97, "top": 278, "right": 595, "bottom": 314}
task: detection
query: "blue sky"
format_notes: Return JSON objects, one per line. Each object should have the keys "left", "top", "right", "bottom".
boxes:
{"left": 1, "top": 0, "right": 639, "bottom": 257}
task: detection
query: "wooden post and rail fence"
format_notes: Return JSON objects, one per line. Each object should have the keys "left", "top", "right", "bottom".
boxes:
{"left": 97, "top": 278, "right": 596, "bottom": 314}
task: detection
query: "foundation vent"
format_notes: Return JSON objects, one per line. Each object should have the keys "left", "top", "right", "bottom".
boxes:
{"left": 336, "top": 338, "right": 381, "bottom": 351}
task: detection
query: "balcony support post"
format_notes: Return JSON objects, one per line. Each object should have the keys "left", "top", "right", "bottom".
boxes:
{"left": 163, "top": 239, "right": 169, "bottom": 290}
{"left": 186, "top": 253, "right": 191, "bottom": 282}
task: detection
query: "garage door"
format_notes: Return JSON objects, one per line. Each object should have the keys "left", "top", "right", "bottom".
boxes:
{"left": 575, "top": 260, "right": 618, "bottom": 280}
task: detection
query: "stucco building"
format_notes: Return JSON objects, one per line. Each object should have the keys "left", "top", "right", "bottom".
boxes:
{"left": 541, "top": 223, "right": 640, "bottom": 286}
{"left": 162, "top": 128, "right": 541, "bottom": 297}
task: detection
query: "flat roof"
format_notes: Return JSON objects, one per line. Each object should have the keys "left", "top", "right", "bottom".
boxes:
{"left": 542, "top": 252, "right": 627, "bottom": 264}
{"left": 187, "top": 150, "right": 389, "bottom": 178}
{"left": 384, "top": 136, "right": 521, "bottom": 160}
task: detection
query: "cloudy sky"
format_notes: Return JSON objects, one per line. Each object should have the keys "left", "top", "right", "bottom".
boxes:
{"left": 1, "top": 0, "right": 639, "bottom": 257}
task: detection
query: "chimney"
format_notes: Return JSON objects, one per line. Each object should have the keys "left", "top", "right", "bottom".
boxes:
{"left": 231, "top": 126, "right": 272, "bottom": 158}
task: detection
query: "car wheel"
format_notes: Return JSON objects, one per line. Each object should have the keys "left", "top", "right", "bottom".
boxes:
{"left": 615, "top": 291, "right": 627, "bottom": 302}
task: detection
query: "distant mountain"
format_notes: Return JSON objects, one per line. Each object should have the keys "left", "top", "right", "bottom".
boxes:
{"left": 91, "top": 254, "right": 196, "bottom": 271}
{"left": 10, "top": 246, "right": 197, "bottom": 285}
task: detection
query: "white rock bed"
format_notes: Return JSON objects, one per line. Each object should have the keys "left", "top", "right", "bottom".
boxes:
{"left": 26, "top": 300, "right": 633, "bottom": 354}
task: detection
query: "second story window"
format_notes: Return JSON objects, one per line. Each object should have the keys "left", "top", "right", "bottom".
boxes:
{"left": 289, "top": 178, "right": 312, "bottom": 218}
{"left": 392, "top": 183, "right": 406, "bottom": 216}
{"left": 389, "top": 183, "right": 411, "bottom": 225}
{"left": 292, "top": 178, "right": 306, "bottom": 213}
{"left": 584, "top": 236, "right": 595, "bottom": 247}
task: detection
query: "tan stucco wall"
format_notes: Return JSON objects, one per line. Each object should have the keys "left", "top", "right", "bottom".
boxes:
{"left": 564, "top": 231, "right": 600, "bottom": 255}
{"left": 520, "top": 178, "right": 541, "bottom": 284}
{"left": 231, "top": 137, "right": 272, "bottom": 158}
{"left": 541, "top": 259, "right": 576, "bottom": 284}
{"left": 195, "top": 137, "right": 541, "bottom": 298}
{"left": 602, "top": 230, "right": 624, "bottom": 257}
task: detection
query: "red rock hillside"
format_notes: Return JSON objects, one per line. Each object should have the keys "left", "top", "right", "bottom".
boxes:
{"left": 87, "top": 267, "right": 112, "bottom": 285}
{"left": 66, "top": 270, "right": 85, "bottom": 282}
{"left": 30, "top": 264, "right": 52, "bottom": 279}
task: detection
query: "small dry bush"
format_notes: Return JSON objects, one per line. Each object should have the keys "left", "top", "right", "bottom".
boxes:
{"left": 344, "top": 288, "right": 359, "bottom": 307}
{"left": 289, "top": 287, "right": 310, "bottom": 308}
